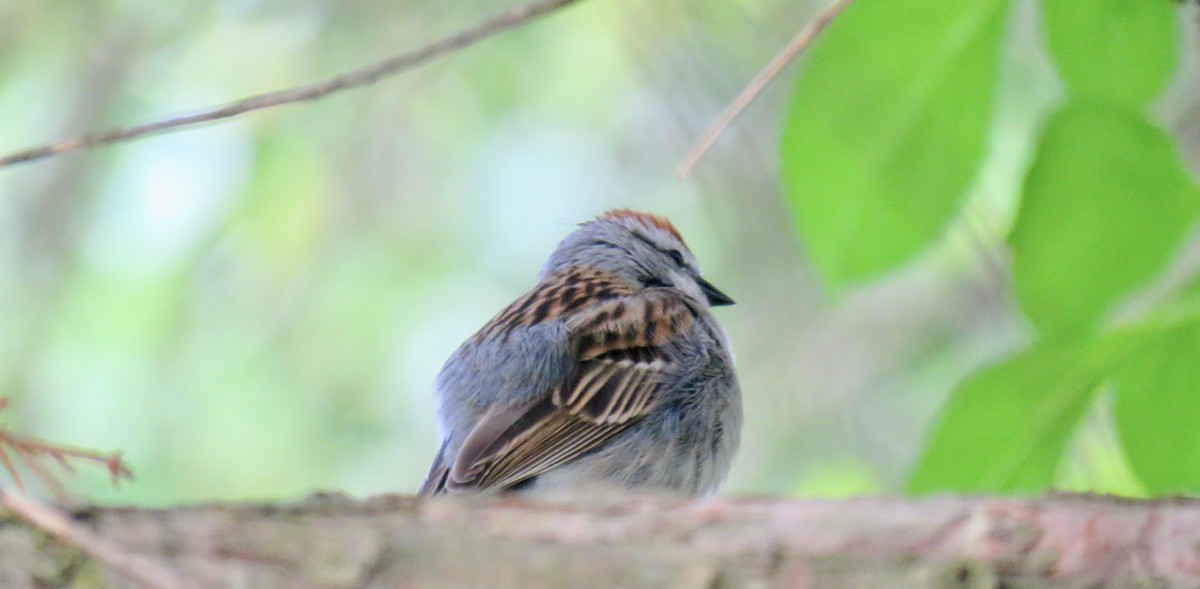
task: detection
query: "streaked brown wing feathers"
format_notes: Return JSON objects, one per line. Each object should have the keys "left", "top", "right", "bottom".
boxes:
{"left": 557, "top": 291, "right": 696, "bottom": 423}
{"left": 474, "top": 409, "right": 626, "bottom": 490}
{"left": 475, "top": 268, "right": 634, "bottom": 340}
{"left": 445, "top": 278, "right": 698, "bottom": 493}
{"left": 569, "top": 291, "right": 697, "bottom": 361}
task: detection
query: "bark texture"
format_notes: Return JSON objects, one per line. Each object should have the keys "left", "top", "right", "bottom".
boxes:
{"left": 2, "top": 493, "right": 1198, "bottom": 588}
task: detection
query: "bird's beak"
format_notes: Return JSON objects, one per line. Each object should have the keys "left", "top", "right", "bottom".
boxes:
{"left": 697, "top": 277, "right": 735, "bottom": 306}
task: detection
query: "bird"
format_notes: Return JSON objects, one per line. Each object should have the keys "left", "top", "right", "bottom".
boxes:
{"left": 418, "top": 209, "right": 741, "bottom": 496}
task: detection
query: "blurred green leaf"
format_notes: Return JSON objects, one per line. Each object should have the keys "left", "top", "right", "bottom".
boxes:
{"left": 908, "top": 323, "right": 1166, "bottom": 494}
{"left": 236, "top": 138, "right": 329, "bottom": 269}
{"left": 780, "top": 0, "right": 1007, "bottom": 291}
{"left": 1010, "top": 103, "right": 1200, "bottom": 337}
{"left": 1114, "top": 318, "right": 1200, "bottom": 493}
{"left": 1041, "top": 0, "right": 1180, "bottom": 105}
{"left": 793, "top": 459, "right": 881, "bottom": 499}
{"left": 909, "top": 343, "right": 1094, "bottom": 494}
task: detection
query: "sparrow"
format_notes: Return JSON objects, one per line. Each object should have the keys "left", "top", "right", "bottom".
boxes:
{"left": 419, "top": 210, "right": 740, "bottom": 496}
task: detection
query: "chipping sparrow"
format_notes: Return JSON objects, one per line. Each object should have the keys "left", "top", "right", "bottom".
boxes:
{"left": 419, "top": 210, "right": 741, "bottom": 496}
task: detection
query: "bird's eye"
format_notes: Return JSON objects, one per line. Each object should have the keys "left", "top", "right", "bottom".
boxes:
{"left": 667, "top": 250, "right": 686, "bottom": 266}
{"left": 640, "top": 276, "right": 673, "bottom": 288}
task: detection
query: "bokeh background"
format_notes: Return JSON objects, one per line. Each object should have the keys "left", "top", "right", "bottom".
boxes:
{"left": 1, "top": 0, "right": 1197, "bottom": 506}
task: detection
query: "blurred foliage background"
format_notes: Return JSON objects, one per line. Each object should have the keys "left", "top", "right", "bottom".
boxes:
{"left": 0, "top": 0, "right": 1197, "bottom": 506}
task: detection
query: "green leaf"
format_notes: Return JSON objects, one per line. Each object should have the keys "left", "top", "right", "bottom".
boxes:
{"left": 1041, "top": 0, "right": 1180, "bottom": 105}
{"left": 909, "top": 342, "right": 1096, "bottom": 494}
{"left": 780, "top": 0, "right": 1007, "bottom": 291}
{"left": 1114, "top": 319, "right": 1200, "bottom": 493}
{"left": 1010, "top": 103, "right": 1200, "bottom": 337}
{"left": 907, "top": 320, "right": 1175, "bottom": 494}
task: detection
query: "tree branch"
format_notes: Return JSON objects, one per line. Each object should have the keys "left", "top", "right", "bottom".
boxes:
{"left": 0, "top": 0, "right": 585, "bottom": 170}
{"left": 0, "top": 489, "right": 192, "bottom": 589}
{"left": 3, "top": 493, "right": 1200, "bottom": 588}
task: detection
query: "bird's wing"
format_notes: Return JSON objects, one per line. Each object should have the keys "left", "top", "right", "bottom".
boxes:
{"left": 417, "top": 437, "right": 450, "bottom": 496}
{"left": 443, "top": 272, "right": 699, "bottom": 493}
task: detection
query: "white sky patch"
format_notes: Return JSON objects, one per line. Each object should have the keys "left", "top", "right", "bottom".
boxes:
{"left": 84, "top": 125, "right": 251, "bottom": 279}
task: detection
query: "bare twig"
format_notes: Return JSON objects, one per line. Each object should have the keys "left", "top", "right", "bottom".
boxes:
{"left": 1, "top": 488, "right": 199, "bottom": 589}
{"left": 0, "top": 0, "right": 585, "bottom": 169}
{"left": 0, "top": 397, "right": 133, "bottom": 501}
{"left": 675, "top": 0, "right": 858, "bottom": 179}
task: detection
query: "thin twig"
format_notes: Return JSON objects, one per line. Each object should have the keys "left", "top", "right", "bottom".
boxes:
{"left": 0, "top": 0, "right": 585, "bottom": 169}
{"left": 675, "top": 0, "right": 858, "bottom": 179}
{"left": 0, "top": 397, "right": 134, "bottom": 499}
{"left": 16, "top": 446, "right": 69, "bottom": 501}
{"left": 0, "top": 446, "right": 20, "bottom": 489}
{"left": 1, "top": 488, "right": 200, "bottom": 589}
